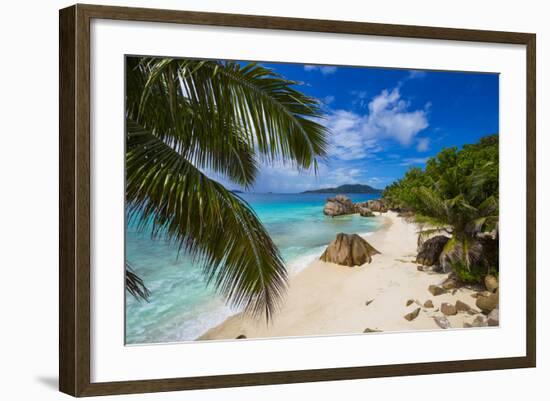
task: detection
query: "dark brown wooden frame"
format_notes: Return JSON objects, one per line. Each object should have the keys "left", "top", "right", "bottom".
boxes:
{"left": 59, "top": 3, "right": 536, "bottom": 397}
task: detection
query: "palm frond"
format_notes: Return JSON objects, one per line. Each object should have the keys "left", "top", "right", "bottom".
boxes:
{"left": 416, "top": 226, "right": 451, "bottom": 250}
{"left": 128, "top": 58, "right": 329, "bottom": 173}
{"left": 413, "top": 187, "right": 446, "bottom": 220}
{"left": 478, "top": 195, "right": 499, "bottom": 216}
{"left": 126, "top": 124, "right": 287, "bottom": 320}
{"left": 417, "top": 226, "right": 451, "bottom": 239}
{"left": 440, "top": 235, "right": 483, "bottom": 272}
{"left": 125, "top": 262, "right": 150, "bottom": 302}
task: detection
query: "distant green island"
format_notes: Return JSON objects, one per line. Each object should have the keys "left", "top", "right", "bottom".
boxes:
{"left": 302, "top": 184, "right": 383, "bottom": 194}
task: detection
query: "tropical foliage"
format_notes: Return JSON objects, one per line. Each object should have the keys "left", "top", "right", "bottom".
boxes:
{"left": 125, "top": 57, "right": 328, "bottom": 320}
{"left": 384, "top": 135, "right": 499, "bottom": 282}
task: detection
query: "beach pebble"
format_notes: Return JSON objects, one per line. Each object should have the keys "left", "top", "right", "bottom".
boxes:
{"left": 455, "top": 300, "right": 473, "bottom": 313}
{"left": 404, "top": 307, "right": 421, "bottom": 321}
{"left": 485, "top": 274, "right": 499, "bottom": 293}
{"left": 442, "top": 277, "right": 459, "bottom": 290}
{"left": 474, "top": 290, "right": 493, "bottom": 298}
{"left": 424, "top": 300, "right": 434, "bottom": 308}
{"left": 487, "top": 308, "right": 499, "bottom": 326}
{"left": 365, "top": 299, "right": 374, "bottom": 306}
{"left": 406, "top": 299, "right": 415, "bottom": 306}
{"left": 236, "top": 334, "right": 247, "bottom": 339}
{"left": 428, "top": 285, "right": 446, "bottom": 296}
{"left": 433, "top": 315, "right": 451, "bottom": 329}
{"left": 363, "top": 328, "right": 382, "bottom": 333}
{"left": 441, "top": 302, "right": 457, "bottom": 316}
{"left": 476, "top": 292, "right": 499, "bottom": 313}
{"left": 471, "top": 315, "right": 488, "bottom": 327}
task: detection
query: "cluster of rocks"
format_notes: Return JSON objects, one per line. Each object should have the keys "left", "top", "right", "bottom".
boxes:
{"left": 469, "top": 274, "right": 499, "bottom": 327}
{"left": 415, "top": 230, "right": 499, "bottom": 326}
{"left": 323, "top": 195, "right": 355, "bottom": 216}
{"left": 319, "top": 196, "right": 386, "bottom": 267}
{"left": 438, "top": 299, "right": 478, "bottom": 316}
{"left": 356, "top": 205, "right": 375, "bottom": 217}
{"left": 426, "top": 273, "right": 462, "bottom": 296}
{"left": 323, "top": 195, "right": 388, "bottom": 217}
{"left": 320, "top": 233, "right": 380, "bottom": 267}
{"left": 360, "top": 199, "right": 388, "bottom": 213}
{"left": 402, "top": 272, "right": 499, "bottom": 329}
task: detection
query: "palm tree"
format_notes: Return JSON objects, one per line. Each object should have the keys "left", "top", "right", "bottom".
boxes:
{"left": 125, "top": 57, "right": 328, "bottom": 320}
{"left": 413, "top": 163, "right": 498, "bottom": 278}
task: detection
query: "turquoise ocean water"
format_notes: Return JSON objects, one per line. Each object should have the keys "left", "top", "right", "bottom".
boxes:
{"left": 125, "top": 193, "right": 382, "bottom": 344}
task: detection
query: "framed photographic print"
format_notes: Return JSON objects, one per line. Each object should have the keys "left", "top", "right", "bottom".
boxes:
{"left": 59, "top": 4, "right": 536, "bottom": 397}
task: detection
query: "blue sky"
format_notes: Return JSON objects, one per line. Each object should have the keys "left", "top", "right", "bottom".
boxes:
{"left": 227, "top": 61, "right": 499, "bottom": 193}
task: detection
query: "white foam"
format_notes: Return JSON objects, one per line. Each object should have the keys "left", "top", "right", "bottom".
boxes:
{"left": 286, "top": 246, "right": 327, "bottom": 275}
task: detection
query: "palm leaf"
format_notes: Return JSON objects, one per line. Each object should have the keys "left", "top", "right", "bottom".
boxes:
{"left": 416, "top": 226, "right": 451, "bottom": 248}
{"left": 129, "top": 58, "right": 329, "bottom": 172}
{"left": 127, "top": 61, "right": 260, "bottom": 188}
{"left": 439, "top": 235, "right": 483, "bottom": 272}
{"left": 478, "top": 195, "right": 499, "bottom": 216}
{"left": 125, "top": 262, "right": 150, "bottom": 302}
{"left": 126, "top": 124, "right": 287, "bottom": 320}
{"left": 413, "top": 187, "right": 446, "bottom": 220}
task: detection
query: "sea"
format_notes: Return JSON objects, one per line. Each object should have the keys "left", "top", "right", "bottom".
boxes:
{"left": 125, "top": 192, "right": 383, "bottom": 344}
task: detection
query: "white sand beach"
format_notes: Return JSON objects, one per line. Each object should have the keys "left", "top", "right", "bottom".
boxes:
{"left": 199, "top": 211, "right": 485, "bottom": 341}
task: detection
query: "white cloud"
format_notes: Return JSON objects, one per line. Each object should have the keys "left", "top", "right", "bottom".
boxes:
{"left": 351, "top": 90, "right": 369, "bottom": 108}
{"left": 244, "top": 161, "right": 315, "bottom": 193}
{"left": 407, "top": 70, "right": 427, "bottom": 80}
{"left": 325, "top": 110, "right": 378, "bottom": 161}
{"left": 244, "top": 160, "right": 365, "bottom": 193}
{"left": 366, "top": 88, "right": 429, "bottom": 145}
{"left": 394, "top": 69, "right": 427, "bottom": 89}
{"left": 324, "top": 167, "right": 362, "bottom": 185}
{"left": 322, "top": 95, "right": 335, "bottom": 106}
{"left": 416, "top": 137, "right": 430, "bottom": 152}
{"left": 368, "top": 88, "right": 401, "bottom": 114}
{"left": 303, "top": 65, "right": 338, "bottom": 75}
{"left": 325, "top": 88, "right": 429, "bottom": 160}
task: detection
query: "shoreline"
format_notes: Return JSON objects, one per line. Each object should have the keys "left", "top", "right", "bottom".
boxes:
{"left": 198, "top": 211, "right": 481, "bottom": 341}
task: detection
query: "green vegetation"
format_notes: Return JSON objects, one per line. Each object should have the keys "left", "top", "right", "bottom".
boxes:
{"left": 302, "top": 184, "right": 383, "bottom": 194}
{"left": 125, "top": 57, "right": 328, "bottom": 320}
{"left": 384, "top": 135, "right": 499, "bottom": 282}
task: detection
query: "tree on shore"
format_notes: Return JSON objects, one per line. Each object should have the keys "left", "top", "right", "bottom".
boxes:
{"left": 384, "top": 135, "right": 499, "bottom": 282}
